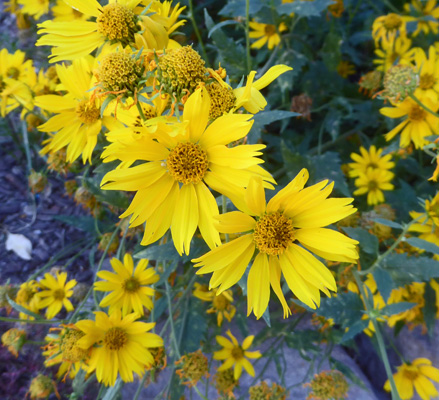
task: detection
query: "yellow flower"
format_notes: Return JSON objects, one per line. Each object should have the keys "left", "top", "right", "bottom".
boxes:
{"left": 336, "top": 61, "right": 355, "bottom": 78}
{"left": 372, "top": 13, "right": 406, "bottom": 43}
{"left": 101, "top": 87, "right": 275, "bottom": 255}
{"left": 373, "top": 36, "right": 413, "bottom": 72}
{"left": 403, "top": 0, "right": 439, "bottom": 36}
{"left": 15, "top": 280, "right": 40, "bottom": 320}
{"left": 18, "top": 0, "right": 49, "bottom": 20}
{"left": 213, "top": 330, "right": 261, "bottom": 380}
{"left": 380, "top": 96, "right": 439, "bottom": 149}
{"left": 193, "top": 169, "right": 358, "bottom": 319}
{"left": 249, "top": 21, "right": 288, "bottom": 50}
{"left": 384, "top": 358, "right": 439, "bottom": 400}
{"left": 348, "top": 145, "right": 395, "bottom": 178}
{"left": 94, "top": 253, "right": 159, "bottom": 316}
{"left": 76, "top": 310, "right": 163, "bottom": 386}
{"left": 35, "top": 57, "right": 113, "bottom": 164}
{"left": 36, "top": 0, "right": 176, "bottom": 62}
{"left": 411, "top": 46, "right": 439, "bottom": 102}
{"left": 193, "top": 283, "right": 236, "bottom": 326}
{"left": 36, "top": 271, "right": 77, "bottom": 319}
{"left": 387, "top": 282, "right": 425, "bottom": 328}
{"left": 353, "top": 168, "right": 394, "bottom": 206}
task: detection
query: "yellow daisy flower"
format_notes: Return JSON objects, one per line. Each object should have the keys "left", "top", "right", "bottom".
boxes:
{"left": 15, "top": 280, "right": 40, "bottom": 320}
{"left": 94, "top": 253, "right": 159, "bottom": 316}
{"left": 384, "top": 358, "right": 439, "bottom": 400}
{"left": 76, "top": 310, "right": 163, "bottom": 386}
{"left": 193, "top": 169, "right": 358, "bottom": 319}
{"left": 213, "top": 330, "right": 261, "bottom": 380}
{"left": 348, "top": 145, "right": 395, "bottom": 178}
{"left": 372, "top": 13, "right": 406, "bottom": 43}
{"left": 36, "top": 271, "right": 77, "bottom": 320}
{"left": 35, "top": 57, "right": 113, "bottom": 164}
{"left": 353, "top": 167, "right": 394, "bottom": 206}
{"left": 36, "top": 0, "right": 182, "bottom": 63}
{"left": 249, "top": 21, "right": 288, "bottom": 50}
{"left": 101, "top": 87, "right": 275, "bottom": 255}
{"left": 373, "top": 36, "right": 413, "bottom": 72}
{"left": 209, "top": 65, "right": 292, "bottom": 115}
{"left": 403, "top": 0, "right": 439, "bottom": 36}
{"left": 380, "top": 95, "right": 439, "bottom": 149}
{"left": 18, "top": 0, "right": 49, "bottom": 20}
{"left": 411, "top": 46, "right": 439, "bottom": 102}
{"left": 193, "top": 283, "right": 236, "bottom": 327}
{"left": 336, "top": 61, "right": 356, "bottom": 78}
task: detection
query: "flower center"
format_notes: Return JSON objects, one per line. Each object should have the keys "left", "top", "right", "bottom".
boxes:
{"left": 402, "top": 366, "right": 419, "bottom": 380}
{"left": 419, "top": 73, "right": 435, "bottom": 90}
{"left": 383, "top": 13, "right": 402, "bottom": 30}
{"left": 104, "top": 327, "right": 128, "bottom": 351}
{"left": 368, "top": 180, "right": 378, "bottom": 190}
{"left": 167, "top": 142, "right": 209, "bottom": 184}
{"left": 213, "top": 294, "right": 228, "bottom": 311}
{"left": 7, "top": 67, "right": 19, "bottom": 79}
{"left": 97, "top": 3, "right": 138, "bottom": 44}
{"left": 123, "top": 276, "right": 141, "bottom": 293}
{"left": 97, "top": 52, "right": 142, "bottom": 93}
{"left": 253, "top": 212, "right": 295, "bottom": 256}
{"left": 264, "top": 24, "right": 276, "bottom": 36}
{"left": 367, "top": 162, "right": 378, "bottom": 169}
{"left": 53, "top": 289, "right": 65, "bottom": 300}
{"left": 205, "top": 82, "right": 236, "bottom": 120}
{"left": 408, "top": 105, "right": 425, "bottom": 121}
{"left": 76, "top": 100, "right": 100, "bottom": 125}
{"left": 231, "top": 346, "right": 244, "bottom": 360}
{"left": 60, "top": 330, "right": 88, "bottom": 363}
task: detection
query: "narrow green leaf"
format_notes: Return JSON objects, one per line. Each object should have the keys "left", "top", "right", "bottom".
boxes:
{"left": 341, "top": 319, "right": 369, "bottom": 342}
{"left": 406, "top": 237, "right": 439, "bottom": 255}
{"left": 372, "top": 218, "right": 403, "bottom": 229}
{"left": 102, "top": 377, "right": 123, "bottom": 400}
{"left": 372, "top": 268, "right": 393, "bottom": 303}
{"left": 381, "top": 302, "right": 416, "bottom": 316}
{"left": 7, "top": 295, "right": 42, "bottom": 320}
{"left": 342, "top": 227, "right": 378, "bottom": 255}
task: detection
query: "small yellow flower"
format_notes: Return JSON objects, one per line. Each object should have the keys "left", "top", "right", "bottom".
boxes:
{"left": 305, "top": 370, "right": 349, "bottom": 400}
{"left": 380, "top": 95, "right": 439, "bottom": 149}
{"left": 353, "top": 167, "right": 394, "bottom": 206}
{"left": 373, "top": 36, "right": 413, "bottom": 72}
{"left": 403, "top": 0, "right": 439, "bottom": 36}
{"left": 249, "top": 21, "right": 287, "bottom": 50}
{"left": 175, "top": 349, "right": 209, "bottom": 387}
{"left": 15, "top": 280, "right": 40, "bottom": 320}
{"left": 372, "top": 13, "right": 406, "bottom": 43}
{"left": 336, "top": 61, "right": 355, "bottom": 79}
{"left": 411, "top": 46, "right": 439, "bottom": 102}
{"left": 94, "top": 253, "right": 159, "bottom": 316}
{"left": 36, "top": 271, "right": 77, "bottom": 319}
{"left": 384, "top": 358, "right": 439, "bottom": 400}
{"left": 213, "top": 330, "right": 261, "bottom": 380}
{"left": 348, "top": 146, "right": 395, "bottom": 178}
{"left": 18, "top": 0, "right": 49, "bottom": 20}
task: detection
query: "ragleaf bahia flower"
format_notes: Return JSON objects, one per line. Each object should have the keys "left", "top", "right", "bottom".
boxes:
{"left": 193, "top": 169, "right": 358, "bottom": 319}
{"left": 348, "top": 146, "right": 395, "bottom": 178}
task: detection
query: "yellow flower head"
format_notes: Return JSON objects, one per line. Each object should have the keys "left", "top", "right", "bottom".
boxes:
{"left": 372, "top": 13, "right": 406, "bottom": 43}
{"left": 175, "top": 349, "right": 210, "bottom": 387}
{"left": 193, "top": 283, "right": 236, "bottom": 326}
{"left": 36, "top": 57, "right": 113, "bottom": 164}
{"left": 193, "top": 169, "right": 359, "bottom": 319}
{"left": 94, "top": 253, "right": 159, "bottom": 316}
{"left": 403, "top": 0, "right": 439, "bottom": 36}
{"left": 305, "top": 370, "right": 349, "bottom": 400}
{"left": 36, "top": 0, "right": 177, "bottom": 62}
{"left": 15, "top": 280, "right": 40, "bottom": 319}
{"left": 412, "top": 46, "right": 439, "bottom": 102}
{"left": 384, "top": 358, "right": 439, "bottom": 400}
{"left": 249, "top": 21, "right": 287, "bottom": 50}
{"left": 353, "top": 167, "right": 394, "bottom": 206}
{"left": 18, "top": 0, "right": 49, "bottom": 20}
{"left": 348, "top": 145, "right": 395, "bottom": 178}
{"left": 213, "top": 330, "right": 261, "bottom": 380}
{"left": 101, "top": 86, "right": 275, "bottom": 255}
{"left": 337, "top": 61, "right": 356, "bottom": 79}
{"left": 387, "top": 282, "right": 425, "bottom": 328}
{"left": 373, "top": 36, "right": 413, "bottom": 72}
{"left": 2, "top": 328, "right": 26, "bottom": 357}
{"left": 76, "top": 310, "right": 163, "bottom": 386}
{"left": 380, "top": 95, "right": 439, "bottom": 149}
{"left": 36, "top": 271, "right": 77, "bottom": 320}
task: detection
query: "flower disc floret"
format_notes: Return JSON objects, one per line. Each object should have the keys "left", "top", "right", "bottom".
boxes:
{"left": 97, "top": 3, "right": 138, "bottom": 44}
{"left": 76, "top": 100, "right": 100, "bottom": 125}
{"left": 383, "top": 13, "right": 403, "bottom": 30}
{"left": 60, "top": 330, "right": 87, "bottom": 363}
{"left": 98, "top": 52, "right": 142, "bottom": 92}
{"left": 206, "top": 82, "right": 236, "bottom": 119}
{"left": 167, "top": 142, "right": 209, "bottom": 184}
{"left": 104, "top": 327, "right": 128, "bottom": 350}
{"left": 253, "top": 212, "right": 295, "bottom": 256}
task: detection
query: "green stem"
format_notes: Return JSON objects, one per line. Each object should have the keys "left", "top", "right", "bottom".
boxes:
{"left": 353, "top": 271, "right": 401, "bottom": 400}
{"left": 409, "top": 93, "right": 439, "bottom": 119}
{"left": 116, "top": 220, "right": 130, "bottom": 260}
{"left": 193, "top": 384, "right": 209, "bottom": 400}
{"left": 165, "top": 281, "right": 181, "bottom": 359}
{"left": 245, "top": 0, "right": 251, "bottom": 73}
{"left": 0, "top": 316, "right": 67, "bottom": 325}
{"left": 188, "top": 0, "right": 208, "bottom": 64}
{"left": 21, "top": 120, "right": 32, "bottom": 173}
{"left": 133, "top": 372, "right": 149, "bottom": 400}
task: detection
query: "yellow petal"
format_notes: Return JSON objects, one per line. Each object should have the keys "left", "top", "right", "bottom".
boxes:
{"left": 253, "top": 65, "right": 293, "bottom": 91}
{"left": 183, "top": 87, "right": 210, "bottom": 143}
{"left": 245, "top": 177, "right": 266, "bottom": 216}
{"left": 247, "top": 252, "right": 270, "bottom": 319}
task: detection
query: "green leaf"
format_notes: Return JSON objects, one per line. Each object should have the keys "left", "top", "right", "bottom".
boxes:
{"left": 381, "top": 302, "right": 416, "bottom": 316}
{"left": 372, "top": 268, "right": 393, "bottom": 303}
{"left": 156, "top": 261, "right": 179, "bottom": 286}
{"left": 134, "top": 242, "right": 180, "bottom": 262}
{"left": 406, "top": 237, "right": 439, "bottom": 255}
{"left": 254, "top": 110, "right": 301, "bottom": 125}
{"left": 7, "top": 295, "right": 42, "bottom": 320}
{"left": 341, "top": 319, "right": 369, "bottom": 342}
{"left": 278, "top": 0, "right": 335, "bottom": 17}
{"left": 219, "top": 0, "right": 265, "bottom": 16}
{"left": 311, "top": 151, "right": 350, "bottom": 196}
{"left": 342, "top": 227, "right": 378, "bottom": 256}
{"left": 208, "top": 20, "right": 242, "bottom": 38}
{"left": 177, "top": 299, "right": 208, "bottom": 353}
{"left": 383, "top": 253, "right": 439, "bottom": 284}
{"left": 329, "top": 358, "right": 367, "bottom": 388}
{"left": 102, "top": 377, "right": 123, "bottom": 400}
{"left": 372, "top": 218, "right": 403, "bottom": 229}
{"left": 52, "top": 215, "right": 96, "bottom": 233}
